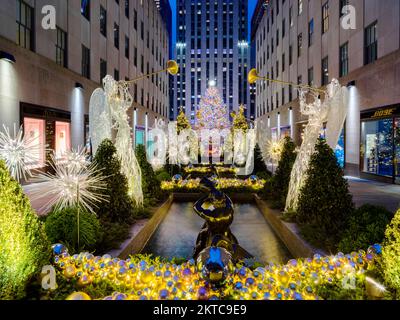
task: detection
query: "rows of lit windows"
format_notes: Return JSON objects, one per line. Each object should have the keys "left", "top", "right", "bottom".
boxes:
{"left": 255, "top": 0, "right": 379, "bottom": 118}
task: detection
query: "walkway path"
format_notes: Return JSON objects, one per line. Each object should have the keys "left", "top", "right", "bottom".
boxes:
{"left": 346, "top": 176, "right": 400, "bottom": 213}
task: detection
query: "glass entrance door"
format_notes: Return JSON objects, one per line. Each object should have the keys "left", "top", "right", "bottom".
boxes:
{"left": 395, "top": 118, "right": 400, "bottom": 184}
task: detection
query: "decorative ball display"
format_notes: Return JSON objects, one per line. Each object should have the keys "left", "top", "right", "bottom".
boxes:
{"left": 52, "top": 245, "right": 381, "bottom": 300}
{"left": 172, "top": 174, "right": 183, "bottom": 183}
{"left": 196, "top": 247, "right": 234, "bottom": 285}
{"left": 249, "top": 175, "right": 258, "bottom": 184}
{"left": 52, "top": 244, "right": 68, "bottom": 256}
{"left": 66, "top": 292, "right": 92, "bottom": 300}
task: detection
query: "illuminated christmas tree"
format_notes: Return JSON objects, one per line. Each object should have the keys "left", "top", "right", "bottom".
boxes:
{"left": 176, "top": 108, "right": 191, "bottom": 133}
{"left": 231, "top": 105, "right": 249, "bottom": 132}
{"left": 196, "top": 87, "right": 230, "bottom": 130}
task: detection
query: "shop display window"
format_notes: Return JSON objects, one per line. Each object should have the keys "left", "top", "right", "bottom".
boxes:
{"left": 24, "top": 117, "right": 46, "bottom": 169}
{"left": 394, "top": 118, "right": 400, "bottom": 184}
{"left": 135, "top": 129, "right": 145, "bottom": 146}
{"left": 361, "top": 119, "right": 393, "bottom": 177}
{"left": 55, "top": 121, "right": 71, "bottom": 159}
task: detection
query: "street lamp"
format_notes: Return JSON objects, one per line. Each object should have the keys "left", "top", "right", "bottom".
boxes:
{"left": 248, "top": 68, "right": 325, "bottom": 94}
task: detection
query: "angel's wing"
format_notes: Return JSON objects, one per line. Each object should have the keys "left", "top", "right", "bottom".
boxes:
{"left": 325, "top": 86, "right": 348, "bottom": 150}
{"left": 89, "top": 88, "right": 112, "bottom": 154}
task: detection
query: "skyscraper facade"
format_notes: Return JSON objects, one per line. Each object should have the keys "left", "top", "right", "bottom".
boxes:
{"left": 173, "top": 0, "right": 250, "bottom": 124}
{"left": 253, "top": 0, "right": 400, "bottom": 183}
{"left": 0, "top": 0, "right": 170, "bottom": 168}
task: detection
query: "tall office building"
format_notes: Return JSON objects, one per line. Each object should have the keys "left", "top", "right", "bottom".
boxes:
{"left": 253, "top": 0, "right": 400, "bottom": 184}
{"left": 0, "top": 0, "right": 170, "bottom": 168}
{"left": 173, "top": 0, "right": 250, "bottom": 124}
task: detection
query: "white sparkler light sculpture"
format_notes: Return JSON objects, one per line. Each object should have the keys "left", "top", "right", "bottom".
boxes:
{"left": 60, "top": 147, "right": 90, "bottom": 171}
{"left": 89, "top": 76, "right": 143, "bottom": 207}
{"left": 30, "top": 152, "right": 106, "bottom": 214}
{"left": 262, "top": 137, "right": 285, "bottom": 164}
{"left": 0, "top": 124, "right": 41, "bottom": 182}
{"left": 285, "top": 79, "right": 348, "bottom": 212}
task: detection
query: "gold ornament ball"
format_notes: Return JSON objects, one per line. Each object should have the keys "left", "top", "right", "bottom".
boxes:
{"left": 66, "top": 292, "right": 91, "bottom": 300}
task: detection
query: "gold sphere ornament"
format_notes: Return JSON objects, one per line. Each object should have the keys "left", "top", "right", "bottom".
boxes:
{"left": 66, "top": 292, "right": 91, "bottom": 300}
{"left": 167, "top": 60, "right": 179, "bottom": 75}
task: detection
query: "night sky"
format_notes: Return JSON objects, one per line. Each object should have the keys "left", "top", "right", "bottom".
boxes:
{"left": 169, "top": 0, "right": 258, "bottom": 49}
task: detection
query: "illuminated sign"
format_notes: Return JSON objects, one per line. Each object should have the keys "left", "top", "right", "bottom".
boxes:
{"left": 361, "top": 105, "right": 400, "bottom": 120}
{"left": 371, "top": 108, "right": 396, "bottom": 118}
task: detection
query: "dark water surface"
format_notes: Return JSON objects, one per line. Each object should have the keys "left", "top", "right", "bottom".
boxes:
{"left": 143, "top": 202, "right": 292, "bottom": 265}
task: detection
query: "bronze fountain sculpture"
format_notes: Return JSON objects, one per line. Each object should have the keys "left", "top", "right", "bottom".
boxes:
{"left": 194, "top": 176, "right": 253, "bottom": 284}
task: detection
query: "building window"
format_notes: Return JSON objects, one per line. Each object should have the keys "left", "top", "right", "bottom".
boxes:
{"left": 322, "top": 2, "right": 329, "bottom": 34}
{"left": 134, "top": 47, "right": 137, "bottom": 67}
{"left": 125, "top": 0, "right": 129, "bottom": 18}
{"left": 321, "top": 56, "right": 329, "bottom": 86}
{"left": 100, "top": 59, "right": 107, "bottom": 82}
{"left": 282, "top": 53, "right": 285, "bottom": 73}
{"left": 289, "top": 45, "right": 293, "bottom": 65}
{"left": 114, "top": 69, "right": 119, "bottom": 81}
{"left": 16, "top": 0, "right": 34, "bottom": 51}
{"left": 289, "top": 6, "right": 293, "bottom": 27}
{"left": 308, "top": 67, "right": 314, "bottom": 86}
{"left": 56, "top": 27, "right": 67, "bottom": 68}
{"left": 81, "top": 0, "right": 90, "bottom": 20}
{"left": 298, "top": 0, "right": 303, "bottom": 15}
{"left": 100, "top": 6, "right": 107, "bottom": 37}
{"left": 308, "top": 19, "right": 314, "bottom": 46}
{"left": 114, "top": 23, "right": 119, "bottom": 49}
{"left": 297, "top": 33, "right": 303, "bottom": 57}
{"left": 340, "top": 42, "right": 349, "bottom": 77}
{"left": 134, "top": 9, "right": 138, "bottom": 30}
{"left": 82, "top": 45, "right": 90, "bottom": 79}
{"left": 365, "top": 22, "right": 378, "bottom": 65}
{"left": 125, "top": 36, "right": 129, "bottom": 58}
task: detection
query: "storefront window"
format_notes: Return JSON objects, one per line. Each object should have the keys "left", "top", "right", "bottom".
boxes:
{"left": 280, "top": 126, "right": 291, "bottom": 138}
{"left": 55, "top": 121, "right": 71, "bottom": 159}
{"left": 135, "top": 129, "right": 145, "bottom": 146}
{"left": 394, "top": 118, "right": 400, "bottom": 184}
{"left": 24, "top": 117, "right": 45, "bottom": 168}
{"left": 361, "top": 119, "right": 393, "bottom": 177}
{"left": 335, "top": 128, "right": 345, "bottom": 168}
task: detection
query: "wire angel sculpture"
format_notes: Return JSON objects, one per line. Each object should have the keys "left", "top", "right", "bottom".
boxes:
{"left": 285, "top": 79, "right": 348, "bottom": 212}
{"left": 89, "top": 76, "right": 143, "bottom": 207}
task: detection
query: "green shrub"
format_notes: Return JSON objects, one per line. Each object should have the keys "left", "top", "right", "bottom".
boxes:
{"left": 164, "top": 163, "right": 182, "bottom": 177}
{"left": 381, "top": 209, "right": 400, "bottom": 294}
{"left": 264, "top": 137, "right": 297, "bottom": 210}
{"left": 45, "top": 206, "right": 101, "bottom": 254}
{"left": 0, "top": 160, "right": 50, "bottom": 299}
{"left": 136, "top": 144, "right": 161, "bottom": 201}
{"left": 156, "top": 170, "right": 171, "bottom": 183}
{"left": 253, "top": 144, "right": 271, "bottom": 177}
{"left": 296, "top": 138, "right": 354, "bottom": 251}
{"left": 338, "top": 205, "right": 393, "bottom": 253}
{"left": 95, "top": 220, "right": 130, "bottom": 254}
{"left": 93, "top": 139, "right": 135, "bottom": 223}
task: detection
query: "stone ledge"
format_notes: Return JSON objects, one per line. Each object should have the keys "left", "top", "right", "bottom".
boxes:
{"left": 254, "top": 196, "right": 326, "bottom": 259}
